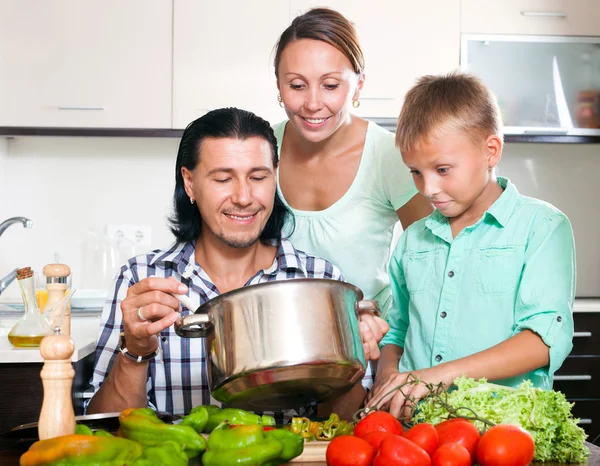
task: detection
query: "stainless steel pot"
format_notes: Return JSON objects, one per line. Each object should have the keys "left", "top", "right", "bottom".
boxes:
{"left": 174, "top": 278, "right": 379, "bottom": 410}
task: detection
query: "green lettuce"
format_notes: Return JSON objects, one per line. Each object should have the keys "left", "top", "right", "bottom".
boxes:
{"left": 413, "top": 377, "right": 589, "bottom": 463}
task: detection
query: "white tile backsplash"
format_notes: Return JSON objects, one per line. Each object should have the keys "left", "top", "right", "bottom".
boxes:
{"left": 0, "top": 136, "right": 179, "bottom": 301}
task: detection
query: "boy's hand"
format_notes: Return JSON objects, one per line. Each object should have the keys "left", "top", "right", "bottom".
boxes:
{"left": 366, "top": 366, "right": 454, "bottom": 419}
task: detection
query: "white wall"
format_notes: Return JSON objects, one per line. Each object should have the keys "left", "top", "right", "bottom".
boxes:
{"left": 0, "top": 136, "right": 179, "bottom": 301}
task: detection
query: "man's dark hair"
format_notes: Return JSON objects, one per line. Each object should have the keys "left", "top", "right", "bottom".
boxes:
{"left": 169, "top": 107, "right": 293, "bottom": 243}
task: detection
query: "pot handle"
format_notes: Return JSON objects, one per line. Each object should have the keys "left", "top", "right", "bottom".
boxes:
{"left": 172, "top": 293, "right": 214, "bottom": 338}
{"left": 174, "top": 312, "right": 214, "bottom": 338}
{"left": 355, "top": 299, "right": 381, "bottom": 317}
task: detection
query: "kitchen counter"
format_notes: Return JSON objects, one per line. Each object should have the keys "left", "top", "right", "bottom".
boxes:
{"left": 0, "top": 314, "right": 101, "bottom": 432}
{"left": 0, "top": 315, "right": 100, "bottom": 363}
{"left": 1, "top": 442, "right": 599, "bottom": 465}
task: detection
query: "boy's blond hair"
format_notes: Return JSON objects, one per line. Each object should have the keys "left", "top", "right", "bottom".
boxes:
{"left": 396, "top": 72, "right": 503, "bottom": 152}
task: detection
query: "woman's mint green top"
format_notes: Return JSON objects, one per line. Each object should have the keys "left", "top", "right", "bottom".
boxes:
{"left": 380, "top": 177, "right": 576, "bottom": 390}
{"left": 273, "top": 121, "right": 418, "bottom": 313}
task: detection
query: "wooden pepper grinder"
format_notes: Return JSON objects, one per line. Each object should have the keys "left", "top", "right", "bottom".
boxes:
{"left": 38, "top": 330, "right": 76, "bottom": 440}
{"left": 42, "top": 263, "right": 71, "bottom": 336}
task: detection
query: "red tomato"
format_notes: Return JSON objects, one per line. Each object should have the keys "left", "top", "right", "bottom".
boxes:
{"left": 373, "top": 435, "right": 432, "bottom": 466}
{"left": 435, "top": 418, "right": 480, "bottom": 460}
{"left": 432, "top": 443, "right": 472, "bottom": 466}
{"left": 362, "top": 431, "right": 394, "bottom": 449}
{"left": 476, "top": 424, "right": 535, "bottom": 466}
{"left": 404, "top": 423, "right": 439, "bottom": 456}
{"left": 354, "top": 411, "right": 404, "bottom": 438}
{"left": 325, "top": 435, "right": 375, "bottom": 466}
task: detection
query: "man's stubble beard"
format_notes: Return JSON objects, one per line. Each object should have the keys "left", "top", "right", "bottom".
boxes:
{"left": 215, "top": 227, "right": 262, "bottom": 249}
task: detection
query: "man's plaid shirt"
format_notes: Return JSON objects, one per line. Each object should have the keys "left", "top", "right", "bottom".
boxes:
{"left": 88, "top": 238, "right": 372, "bottom": 420}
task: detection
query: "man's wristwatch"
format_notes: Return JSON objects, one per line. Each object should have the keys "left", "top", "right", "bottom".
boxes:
{"left": 118, "top": 332, "right": 160, "bottom": 363}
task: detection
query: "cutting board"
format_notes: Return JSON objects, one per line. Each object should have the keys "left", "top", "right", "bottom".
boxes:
{"left": 289, "top": 440, "right": 329, "bottom": 462}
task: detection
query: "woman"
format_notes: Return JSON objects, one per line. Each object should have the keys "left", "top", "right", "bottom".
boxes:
{"left": 273, "top": 8, "right": 433, "bottom": 318}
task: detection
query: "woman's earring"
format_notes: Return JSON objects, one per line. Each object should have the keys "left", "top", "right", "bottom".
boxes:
{"left": 352, "top": 99, "right": 360, "bottom": 108}
{"left": 190, "top": 197, "right": 195, "bottom": 205}
{"left": 277, "top": 93, "right": 284, "bottom": 108}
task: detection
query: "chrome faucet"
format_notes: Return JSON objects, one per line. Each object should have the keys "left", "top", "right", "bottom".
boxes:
{"left": 0, "top": 216, "right": 33, "bottom": 237}
{"left": 0, "top": 216, "right": 33, "bottom": 296}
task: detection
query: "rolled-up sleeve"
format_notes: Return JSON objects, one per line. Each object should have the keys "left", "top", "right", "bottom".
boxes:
{"left": 512, "top": 212, "right": 576, "bottom": 376}
{"left": 380, "top": 242, "right": 410, "bottom": 348}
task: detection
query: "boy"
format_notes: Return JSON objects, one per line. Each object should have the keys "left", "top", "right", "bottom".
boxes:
{"left": 368, "top": 73, "right": 575, "bottom": 418}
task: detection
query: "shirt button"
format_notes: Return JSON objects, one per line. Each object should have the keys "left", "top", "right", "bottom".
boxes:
{"left": 448, "top": 270, "right": 455, "bottom": 278}
{"left": 435, "top": 354, "right": 443, "bottom": 362}
{"left": 440, "top": 311, "right": 447, "bottom": 318}
{"left": 557, "top": 316, "right": 562, "bottom": 322}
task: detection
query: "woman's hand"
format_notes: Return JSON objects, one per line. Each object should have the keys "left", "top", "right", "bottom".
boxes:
{"left": 120, "top": 276, "right": 188, "bottom": 356}
{"left": 366, "top": 366, "right": 454, "bottom": 419}
{"left": 358, "top": 313, "right": 390, "bottom": 361}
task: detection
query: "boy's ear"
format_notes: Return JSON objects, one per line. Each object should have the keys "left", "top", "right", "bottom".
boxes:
{"left": 485, "top": 135, "right": 503, "bottom": 169}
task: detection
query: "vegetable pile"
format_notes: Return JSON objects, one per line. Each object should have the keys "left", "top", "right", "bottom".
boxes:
{"left": 19, "top": 405, "right": 303, "bottom": 466}
{"left": 413, "top": 377, "right": 589, "bottom": 463}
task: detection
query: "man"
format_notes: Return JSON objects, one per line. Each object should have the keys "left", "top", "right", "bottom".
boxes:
{"left": 87, "top": 108, "right": 388, "bottom": 420}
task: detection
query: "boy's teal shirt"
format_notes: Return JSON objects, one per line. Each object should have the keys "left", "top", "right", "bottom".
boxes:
{"left": 381, "top": 177, "right": 576, "bottom": 389}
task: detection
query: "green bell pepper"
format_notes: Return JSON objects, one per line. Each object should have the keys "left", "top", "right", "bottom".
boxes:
{"left": 204, "top": 407, "right": 276, "bottom": 433}
{"left": 202, "top": 424, "right": 283, "bottom": 466}
{"left": 74, "top": 424, "right": 115, "bottom": 438}
{"left": 180, "top": 405, "right": 209, "bottom": 433}
{"left": 131, "top": 440, "right": 189, "bottom": 466}
{"left": 74, "top": 424, "right": 93, "bottom": 436}
{"left": 264, "top": 428, "right": 304, "bottom": 462}
{"left": 118, "top": 407, "right": 207, "bottom": 459}
{"left": 19, "top": 434, "right": 143, "bottom": 466}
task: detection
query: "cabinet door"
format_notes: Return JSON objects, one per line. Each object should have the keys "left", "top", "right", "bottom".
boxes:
{"left": 289, "top": 0, "right": 460, "bottom": 119}
{"left": 173, "top": 0, "right": 289, "bottom": 129}
{"left": 0, "top": 0, "right": 172, "bottom": 128}
{"left": 461, "top": 0, "right": 600, "bottom": 36}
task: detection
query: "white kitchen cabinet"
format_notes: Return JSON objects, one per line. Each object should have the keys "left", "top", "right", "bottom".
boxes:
{"left": 289, "top": 0, "right": 460, "bottom": 119}
{"left": 172, "top": 0, "right": 289, "bottom": 129}
{"left": 0, "top": 1, "right": 172, "bottom": 128}
{"left": 461, "top": 0, "right": 600, "bottom": 36}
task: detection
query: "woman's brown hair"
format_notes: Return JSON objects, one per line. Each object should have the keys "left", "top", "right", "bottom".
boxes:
{"left": 273, "top": 8, "right": 365, "bottom": 78}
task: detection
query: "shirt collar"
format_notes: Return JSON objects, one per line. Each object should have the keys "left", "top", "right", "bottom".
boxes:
{"left": 424, "top": 176, "right": 518, "bottom": 233}
{"left": 263, "top": 238, "right": 306, "bottom": 276}
{"left": 148, "top": 240, "right": 197, "bottom": 277}
{"left": 148, "top": 238, "right": 305, "bottom": 277}
{"left": 484, "top": 176, "right": 518, "bottom": 227}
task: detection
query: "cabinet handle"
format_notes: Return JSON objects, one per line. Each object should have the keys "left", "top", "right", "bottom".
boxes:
{"left": 554, "top": 375, "right": 592, "bottom": 381}
{"left": 523, "top": 128, "right": 569, "bottom": 135}
{"left": 520, "top": 11, "right": 567, "bottom": 18}
{"left": 574, "top": 332, "right": 592, "bottom": 338}
{"left": 57, "top": 106, "right": 105, "bottom": 111}
{"left": 578, "top": 418, "right": 592, "bottom": 425}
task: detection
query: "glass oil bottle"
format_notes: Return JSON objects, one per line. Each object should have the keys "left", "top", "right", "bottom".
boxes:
{"left": 8, "top": 267, "right": 52, "bottom": 347}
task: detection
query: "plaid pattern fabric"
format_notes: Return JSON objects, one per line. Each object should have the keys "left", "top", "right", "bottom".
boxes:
{"left": 87, "top": 238, "right": 371, "bottom": 421}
